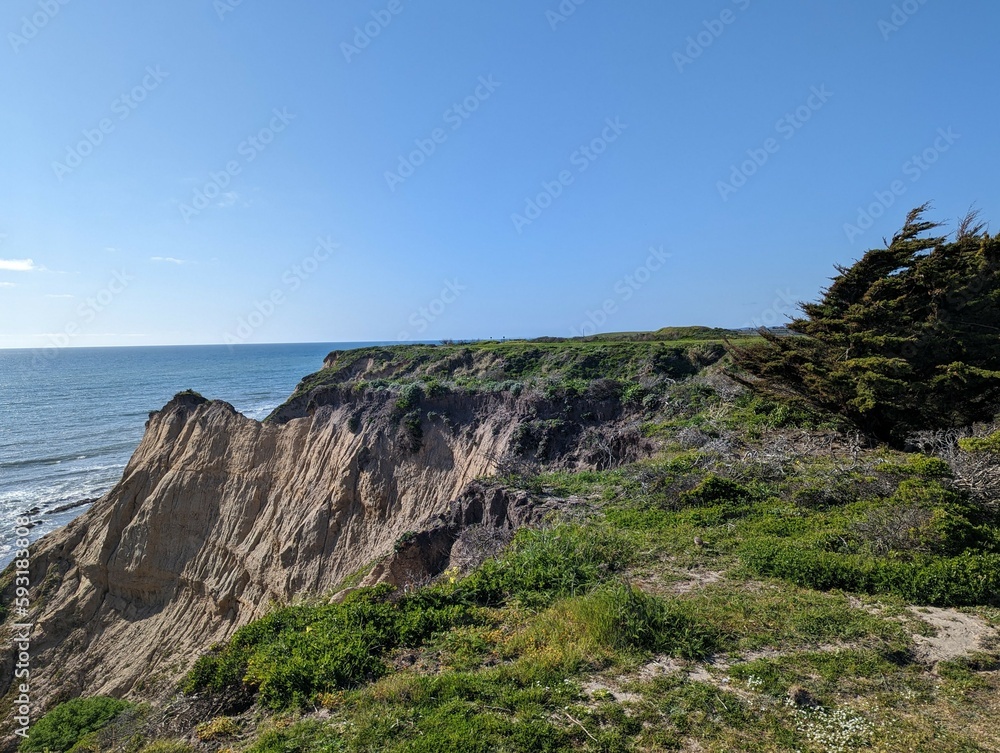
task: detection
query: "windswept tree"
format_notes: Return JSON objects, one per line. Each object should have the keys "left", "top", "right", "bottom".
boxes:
{"left": 728, "top": 205, "right": 1000, "bottom": 445}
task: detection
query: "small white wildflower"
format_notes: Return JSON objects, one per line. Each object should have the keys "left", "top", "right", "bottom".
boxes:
{"left": 794, "top": 705, "right": 873, "bottom": 753}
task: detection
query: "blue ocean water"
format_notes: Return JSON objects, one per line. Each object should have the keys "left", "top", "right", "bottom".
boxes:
{"left": 0, "top": 342, "right": 383, "bottom": 567}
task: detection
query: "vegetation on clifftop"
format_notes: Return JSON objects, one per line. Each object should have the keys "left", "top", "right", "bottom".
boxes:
{"left": 266, "top": 332, "right": 746, "bottom": 423}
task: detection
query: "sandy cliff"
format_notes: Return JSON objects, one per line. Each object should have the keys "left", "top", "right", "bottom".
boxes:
{"left": 0, "top": 358, "right": 653, "bottom": 725}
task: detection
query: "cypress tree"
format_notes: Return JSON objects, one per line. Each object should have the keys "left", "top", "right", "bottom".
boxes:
{"left": 728, "top": 205, "right": 1000, "bottom": 444}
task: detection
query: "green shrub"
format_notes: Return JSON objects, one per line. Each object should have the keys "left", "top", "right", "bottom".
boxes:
{"left": 421, "top": 377, "right": 449, "bottom": 397}
{"left": 246, "top": 629, "right": 387, "bottom": 709}
{"left": 195, "top": 716, "right": 240, "bottom": 741}
{"left": 394, "top": 530, "right": 418, "bottom": 552}
{"left": 836, "top": 481, "right": 976, "bottom": 559}
{"left": 402, "top": 411, "right": 423, "bottom": 449}
{"left": 723, "top": 394, "right": 819, "bottom": 435}
{"left": 958, "top": 430, "right": 1000, "bottom": 454}
{"left": 394, "top": 383, "right": 423, "bottom": 413}
{"left": 460, "top": 524, "right": 631, "bottom": 609}
{"left": 677, "top": 475, "right": 756, "bottom": 509}
{"left": 578, "top": 584, "right": 719, "bottom": 658}
{"left": 182, "top": 584, "right": 477, "bottom": 710}
{"left": 20, "top": 697, "right": 132, "bottom": 753}
{"left": 742, "top": 538, "right": 1000, "bottom": 606}
{"left": 187, "top": 589, "right": 386, "bottom": 707}
{"left": 882, "top": 454, "right": 953, "bottom": 478}
{"left": 543, "top": 378, "right": 589, "bottom": 399}
{"left": 510, "top": 419, "right": 565, "bottom": 458}
{"left": 621, "top": 382, "right": 647, "bottom": 404}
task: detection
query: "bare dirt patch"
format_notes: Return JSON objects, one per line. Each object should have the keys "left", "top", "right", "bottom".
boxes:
{"left": 667, "top": 568, "right": 725, "bottom": 594}
{"left": 909, "top": 606, "right": 998, "bottom": 665}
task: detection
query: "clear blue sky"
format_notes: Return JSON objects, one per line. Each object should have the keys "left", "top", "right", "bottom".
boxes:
{"left": 1, "top": 0, "right": 997, "bottom": 347}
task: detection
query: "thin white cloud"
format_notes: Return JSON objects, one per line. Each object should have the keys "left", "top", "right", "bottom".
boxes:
{"left": 217, "top": 192, "right": 240, "bottom": 208}
{"left": 0, "top": 258, "right": 37, "bottom": 272}
{"left": 0, "top": 282, "right": 16, "bottom": 288}
{"left": 45, "top": 293, "right": 74, "bottom": 298}
{"left": 150, "top": 256, "right": 187, "bottom": 265}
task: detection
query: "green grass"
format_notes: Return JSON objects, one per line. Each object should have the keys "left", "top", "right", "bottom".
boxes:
{"left": 728, "top": 648, "right": 910, "bottom": 701}
{"left": 19, "top": 697, "right": 133, "bottom": 753}
{"left": 137, "top": 742, "right": 195, "bottom": 753}
{"left": 507, "top": 468, "right": 616, "bottom": 498}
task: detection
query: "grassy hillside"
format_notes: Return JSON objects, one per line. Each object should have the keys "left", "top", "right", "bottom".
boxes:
{"left": 24, "top": 334, "right": 1000, "bottom": 753}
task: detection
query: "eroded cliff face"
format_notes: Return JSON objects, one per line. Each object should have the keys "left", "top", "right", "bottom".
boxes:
{"left": 1, "top": 379, "right": 646, "bottom": 724}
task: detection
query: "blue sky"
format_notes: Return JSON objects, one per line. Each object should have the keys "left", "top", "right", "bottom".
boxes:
{"left": 0, "top": 0, "right": 997, "bottom": 347}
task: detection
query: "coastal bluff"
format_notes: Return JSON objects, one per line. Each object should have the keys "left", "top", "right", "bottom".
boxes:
{"left": 0, "top": 340, "right": 714, "bottom": 731}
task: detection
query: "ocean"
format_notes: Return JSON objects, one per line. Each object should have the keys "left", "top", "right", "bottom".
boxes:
{"left": 0, "top": 342, "right": 385, "bottom": 568}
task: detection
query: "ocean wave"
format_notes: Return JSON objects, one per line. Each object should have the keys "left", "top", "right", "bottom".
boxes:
{"left": 241, "top": 403, "right": 278, "bottom": 420}
{"left": 0, "top": 472, "right": 118, "bottom": 507}
{"left": 0, "top": 464, "right": 124, "bottom": 492}
{"left": 0, "top": 451, "right": 108, "bottom": 470}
